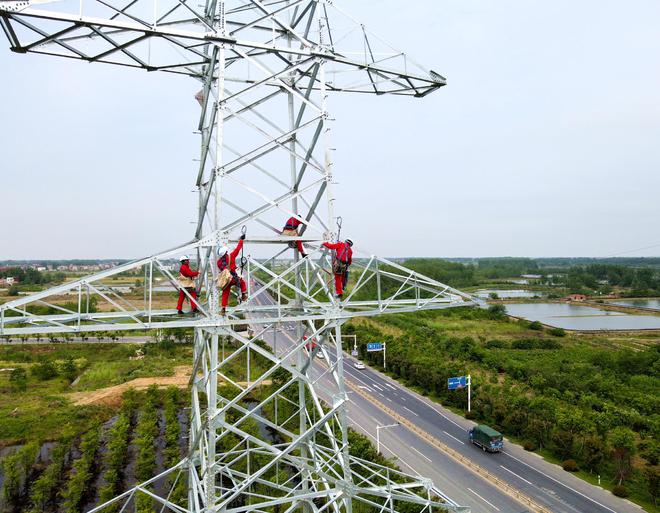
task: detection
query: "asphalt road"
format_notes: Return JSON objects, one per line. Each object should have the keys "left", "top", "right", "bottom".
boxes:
{"left": 249, "top": 285, "right": 644, "bottom": 513}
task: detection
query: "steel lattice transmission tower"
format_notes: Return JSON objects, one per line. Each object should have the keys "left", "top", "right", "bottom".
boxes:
{"left": 1, "top": 1, "right": 475, "bottom": 512}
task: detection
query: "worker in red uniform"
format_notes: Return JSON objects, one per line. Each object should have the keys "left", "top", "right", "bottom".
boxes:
{"left": 217, "top": 233, "right": 248, "bottom": 315}
{"left": 281, "top": 215, "right": 307, "bottom": 258}
{"left": 177, "top": 255, "right": 199, "bottom": 314}
{"left": 322, "top": 238, "right": 353, "bottom": 298}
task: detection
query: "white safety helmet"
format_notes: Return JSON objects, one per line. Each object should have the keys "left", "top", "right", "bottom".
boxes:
{"left": 179, "top": 255, "right": 190, "bottom": 262}
{"left": 345, "top": 238, "right": 354, "bottom": 246}
{"left": 217, "top": 245, "right": 229, "bottom": 256}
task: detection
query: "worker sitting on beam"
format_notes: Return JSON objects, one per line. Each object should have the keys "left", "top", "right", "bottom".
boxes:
{"left": 281, "top": 215, "right": 308, "bottom": 258}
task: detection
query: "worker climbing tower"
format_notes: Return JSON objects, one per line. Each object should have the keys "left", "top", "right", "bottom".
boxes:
{"left": 1, "top": 1, "right": 475, "bottom": 512}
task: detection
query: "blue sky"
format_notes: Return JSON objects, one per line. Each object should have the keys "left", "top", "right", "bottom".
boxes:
{"left": 1, "top": 0, "right": 659, "bottom": 259}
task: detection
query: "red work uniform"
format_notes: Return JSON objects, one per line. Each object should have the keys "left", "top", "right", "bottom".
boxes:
{"left": 217, "top": 239, "right": 247, "bottom": 307}
{"left": 177, "top": 262, "right": 199, "bottom": 312}
{"left": 283, "top": 216, "right": 305, "bottom": 254}
{"left": 322, "top": 241, "right": 353, "bottom": 296}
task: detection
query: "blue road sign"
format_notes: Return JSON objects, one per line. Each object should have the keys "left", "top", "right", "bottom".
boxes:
{"left": 448, "top": 376, "right": 467, "bottom": 390}
{"left": 351, "top": 349, "right": 358, "bottom": 357}
{"left": 367, "top": 342, "right": 384, "bottom": 352}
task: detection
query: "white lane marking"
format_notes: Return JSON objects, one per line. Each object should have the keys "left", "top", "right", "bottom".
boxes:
{"left": 403, "top": 406, "right": 418, "bottom": 417}
{"left": 378, "top": 392, "right": 386, "bottom": 398}
{"left": 385, "top": 397, "right": 393, "bottom": 402}
{"left": 500, "top": 465, "right": 533, "bottom": 486}
{"left": 345, "top": 369, "right": 378, "bottom": 389}
{"left": 411, "top": 446, "right": 432, "bottom": 463}
{"left": 423, "top": 401, "right": 465, "bottom": 430}
{"left": 350, "top": 356, "right": 466, "bottom": 430}
{"left": 467, "top": 487, "right": 500, "bottom": 511}
{"left": 358, "top": 385, "right": 373, "bottom": 392}
{"left": 372, "top": 383, "right": 384, "bottom": 391}
{"left": 399, "top": 395, "right": 406, "bottom": 401}
{"left": 443, "top": 430, "right": 465, "bottom": 445}
{"left": 502, "top": 452, "right": 618, "bottom": 513}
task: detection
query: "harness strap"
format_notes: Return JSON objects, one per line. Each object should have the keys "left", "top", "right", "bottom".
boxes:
{"left": 338, "top": 245, "right": 350, "bottom": 263}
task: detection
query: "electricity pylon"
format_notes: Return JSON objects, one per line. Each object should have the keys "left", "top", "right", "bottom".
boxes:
{"left": 0, "top": 2, "right": 474, "bottom": 512}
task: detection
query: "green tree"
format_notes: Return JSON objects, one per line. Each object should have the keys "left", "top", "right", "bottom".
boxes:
{"left": 582, "top": 435, "right": 605, "bottom": 473}
{"left": 9, "top": 367, "right": 27, "bottom": 392}
{"left": 61, "top": 357, "right": 78, "bottom": 382}
{"left": 610, "top": 426, "right": 636, "bottom": 485}
{"left": 31, "top": 360, "right": 58, "bottom": 380}
{"left": 645, "top": 466, "right": 659, "bottom": 507}
{"left": 487, "top": 304, "right": 507, "bottom": 319}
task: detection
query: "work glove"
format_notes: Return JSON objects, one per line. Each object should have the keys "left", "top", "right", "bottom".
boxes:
{"left": 240, "top": 234, "right": 246, "bottom": 241}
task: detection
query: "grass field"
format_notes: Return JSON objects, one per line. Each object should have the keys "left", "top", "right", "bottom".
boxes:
{"left": 0, "top": 342, "right": 192, "bottom": 445}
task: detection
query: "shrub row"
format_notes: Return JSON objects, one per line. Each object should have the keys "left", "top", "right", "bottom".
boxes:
{"left": 27, "top": 439, "right": 73, "bottom": 513}
{"left": 163, "top": 387, "right": 183, "bottom": 468}
{"left": 61, "top": 428, "right": 101, "bottom": 513}
{"left": 98, "top": 392, "right": 137, "bottom": 505}
{"left": 1, "top": 443, "right": 39, "bottom": 508}
{"left": 133, "top": 387, "right": 160, "bottom": 513}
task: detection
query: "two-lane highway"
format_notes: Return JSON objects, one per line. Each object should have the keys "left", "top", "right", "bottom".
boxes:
{"left": 334, "top": 350, "right": 642, "bottom": 513}
{"left": 247, "top": 285, "right": 642, "bottom": 513}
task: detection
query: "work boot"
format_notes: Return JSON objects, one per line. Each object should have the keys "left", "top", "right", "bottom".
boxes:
{"left": 221, "top": 307, "right": 227, "bottom": 316}
{"left": 241, "top": 293, "right": 248, "bottom": 302}
{"left": 191, "top": 308, "right": 199, "bottom": 315}
{"left": 301, "top": 252, "right": 308, "bottom": 258}
{"left": 177, "top": 310, "right": 184, "bottom": 315}
{"left": 336, "top": 293, "right": 343, "bottom": 300}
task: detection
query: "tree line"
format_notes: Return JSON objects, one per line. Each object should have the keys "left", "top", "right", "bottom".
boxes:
{"left": 345, "top": 308, "right": 659, "bottom": 506}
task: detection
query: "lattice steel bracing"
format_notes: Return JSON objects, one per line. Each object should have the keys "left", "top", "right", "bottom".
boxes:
{"left": 1, "top": 1, "right": 473, "bottom": 512}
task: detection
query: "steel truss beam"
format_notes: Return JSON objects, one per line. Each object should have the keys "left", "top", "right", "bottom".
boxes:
{"left": 1, "top": 1, "right": 469, "bottom": 512}
{"left": 0, "top": 237, "right": 474, "bottom": 336}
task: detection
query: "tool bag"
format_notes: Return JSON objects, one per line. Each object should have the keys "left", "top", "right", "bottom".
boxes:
{"left": 217, "top": 269, "right": 232, "bottom": 289}
{"left": 178, "top": 273, "right": 195, "bottom": 288}
{"left": 282, "top": 228, "right": 298, "bottom": 249}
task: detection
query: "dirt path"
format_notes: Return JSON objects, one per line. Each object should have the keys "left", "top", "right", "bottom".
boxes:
{"left": 68, "top": 365, "right": 193, "bottom": 407}
{"left": 68, "top": 366, "right": 271, "bottom": 407}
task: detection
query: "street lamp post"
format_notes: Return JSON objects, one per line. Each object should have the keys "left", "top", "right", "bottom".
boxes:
{"left": 343, "top": 334, "right": 357, "bottom": 354}
{"left": 376, "top": 423, "right": 399, "bottom": 454}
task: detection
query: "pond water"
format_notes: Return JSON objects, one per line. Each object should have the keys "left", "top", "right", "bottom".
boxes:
{"left": 475, "top": 289, "right": 543, "bottom": 299}
{"left": 505, "top": 303, "right": 660, "bottom": 331}
{"left": 609, "top": 299, "right": 660, "bottom": 311}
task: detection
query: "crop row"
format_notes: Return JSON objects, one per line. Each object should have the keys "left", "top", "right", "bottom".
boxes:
{"left": 98, "top": 392, "right": 137, "bottom": 507}
{"left": 1, "top": 387, "right": 190, "bottom": 513}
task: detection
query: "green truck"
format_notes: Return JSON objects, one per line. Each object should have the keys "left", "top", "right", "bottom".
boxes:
{"left": 468, "top": 424, "right": 504, "bottom": 452}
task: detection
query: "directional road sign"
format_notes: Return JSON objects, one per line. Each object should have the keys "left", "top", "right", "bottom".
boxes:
{"left": 367, "top": 342, "right": 384, "bottom": 352}
{"left": 448, "top": 376, "right": 467, "bottom": 390}
{"left": 351, "top": 349, "right": 358, "bottom": 357}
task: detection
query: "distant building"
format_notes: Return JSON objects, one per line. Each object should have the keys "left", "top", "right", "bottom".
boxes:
{"left": 0, "top": 277, "right": 17, "bottom": 286}
{"left": 521, "top": 274, "right": 542, "bottom": 279}
{"left": 566, "top": 294, "right": 587, "bottom": 302}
